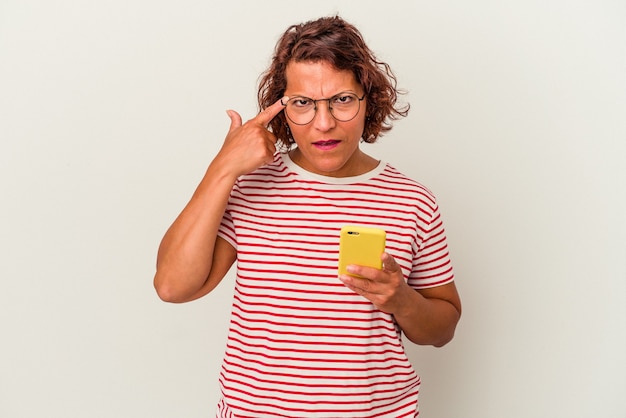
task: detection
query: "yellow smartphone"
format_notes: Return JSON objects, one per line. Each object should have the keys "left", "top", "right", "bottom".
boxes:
{"left": 338, "top": 225, "right": 386, "bottom": 277}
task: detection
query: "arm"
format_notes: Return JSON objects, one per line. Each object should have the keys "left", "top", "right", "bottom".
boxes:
{"left": 153, "top": 97, "right": 287, "bottom": 303}
{"left": 339, "top": 253, "right": 461, "bottom": 347}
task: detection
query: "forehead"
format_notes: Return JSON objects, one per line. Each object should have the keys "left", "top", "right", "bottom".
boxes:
{"left": 284, "top": 61, "right": 361, "bottom": 97}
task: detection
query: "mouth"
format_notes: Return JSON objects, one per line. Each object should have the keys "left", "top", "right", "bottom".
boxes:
{"left": 312, "top": 140, "right": 341, "bottom": 150}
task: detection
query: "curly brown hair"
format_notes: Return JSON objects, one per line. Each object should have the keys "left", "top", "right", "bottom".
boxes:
{"left": 258, "top": 16, "right": 409, "bottom": 150}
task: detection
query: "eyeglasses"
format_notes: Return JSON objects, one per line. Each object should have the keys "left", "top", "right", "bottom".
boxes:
{"left": 282, "top": 92, "right": 366, "bottom": 125}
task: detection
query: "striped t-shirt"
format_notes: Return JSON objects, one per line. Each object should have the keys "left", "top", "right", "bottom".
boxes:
{"left": 216, "top": 152, "right": 454, "bottom": 418}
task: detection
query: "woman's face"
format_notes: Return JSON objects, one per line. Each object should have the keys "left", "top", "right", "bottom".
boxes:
{"left": 283, "top": 61, "right": 372, "bottom": 177}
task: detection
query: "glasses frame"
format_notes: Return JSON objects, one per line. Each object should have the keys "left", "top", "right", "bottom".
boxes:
{"left": 282, "top": 92, "right": 366, "bottom": 126}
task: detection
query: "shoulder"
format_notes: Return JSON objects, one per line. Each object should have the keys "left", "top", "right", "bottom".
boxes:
{"left": 237, "top": 154, "right": 291, "bottom": 180}
{"left": 234, "top": 154, "right": 298, "bottom": 192}
{"left": 248, "top": 154, "right": 289, "bottom": 176}
{"left": 376, "top": 163, "right": 438, "bottom": 208}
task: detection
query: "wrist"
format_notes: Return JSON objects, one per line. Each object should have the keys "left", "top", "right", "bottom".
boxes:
{"left": 392, "top": 283, "right": 422, "bottom": 319}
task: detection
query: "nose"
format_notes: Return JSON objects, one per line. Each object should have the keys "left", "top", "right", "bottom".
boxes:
{"left": 312, "top": 99, "right": 336, "bottom": 131}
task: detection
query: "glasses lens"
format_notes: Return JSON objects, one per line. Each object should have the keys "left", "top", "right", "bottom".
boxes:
{"left": 285, "top": 93, "right": 362, "bottom": 125}
{"left": 329, "top": 93, "right": 360, "bottom": 122}
{"left": 285, "top": 97, "right": 316, "bottom": 125}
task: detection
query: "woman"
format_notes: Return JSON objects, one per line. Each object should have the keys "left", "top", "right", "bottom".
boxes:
{"left": 155, "top": 15, "right": 461, "bottom": 417}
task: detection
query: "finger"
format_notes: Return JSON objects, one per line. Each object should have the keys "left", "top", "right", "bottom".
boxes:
{"left": 255, "top": 96, "right": 289, "bottom": 127}
{"left": 382, "top": 252, "right": 400, "bottom": 273}
{"left": 226, "top": 109, "right": 243, "bottom": 132}
{"left": 267, "top": 140, "right": 277, "bottom": 155}
{"left": 339, "top": 274, "right": 371, "bottom": 293}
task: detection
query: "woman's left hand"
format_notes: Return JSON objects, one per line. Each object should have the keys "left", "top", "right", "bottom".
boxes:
{"left": 339, "top": 252, "right": 413, "bottom": 316}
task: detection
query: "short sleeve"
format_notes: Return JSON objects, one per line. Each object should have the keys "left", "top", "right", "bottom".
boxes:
{"left": 408, "top": 203, "right": 455, "bottom": 289}
{"left": 217, "top": 208, "right": 237, "bottom": 249}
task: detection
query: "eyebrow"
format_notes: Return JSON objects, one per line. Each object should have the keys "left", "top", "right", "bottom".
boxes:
{"left": 288, "top": 90, "right": 360, "bottom": 99}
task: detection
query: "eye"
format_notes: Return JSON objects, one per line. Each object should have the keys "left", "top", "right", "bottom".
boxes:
{"left": 332, "top": 94, "right": 355, "bottom": 106}
{"left": 290, "top": 97, "right": 313, "bottom": 108}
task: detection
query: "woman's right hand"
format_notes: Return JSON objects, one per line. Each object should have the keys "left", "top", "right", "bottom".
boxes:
{"left": 154, "top": 96, "right": 288, "bottom": 303}
{"left": 215, "top": 96, "right": 288, "bottom": 178}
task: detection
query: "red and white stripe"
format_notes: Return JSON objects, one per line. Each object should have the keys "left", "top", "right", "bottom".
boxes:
{"left": 216, "top": 153, "right": 454, "bottom": 417}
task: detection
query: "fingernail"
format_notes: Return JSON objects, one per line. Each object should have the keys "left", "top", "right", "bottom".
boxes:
{"left": 280, "top": 96, "right": 289, "bottom": 106}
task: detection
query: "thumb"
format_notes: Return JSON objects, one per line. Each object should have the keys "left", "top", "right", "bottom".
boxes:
{"left": 226, "top": 109, "right": 243, "bottom": 131}
{"left": 382, "top": 252, "right": 400, "bottom": 272}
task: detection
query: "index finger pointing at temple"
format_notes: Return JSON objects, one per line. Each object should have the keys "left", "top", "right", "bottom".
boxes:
{"left": 255, "top": 96, "right": 289, "bottom": 128}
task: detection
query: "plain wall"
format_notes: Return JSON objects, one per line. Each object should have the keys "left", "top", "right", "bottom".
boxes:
{"left": 1, "top": 1, "right": 625, "bottom": 417}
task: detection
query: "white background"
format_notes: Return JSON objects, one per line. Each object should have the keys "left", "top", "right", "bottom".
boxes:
{"left": 1, "top": 1, "right": 625, "bottom": 417}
